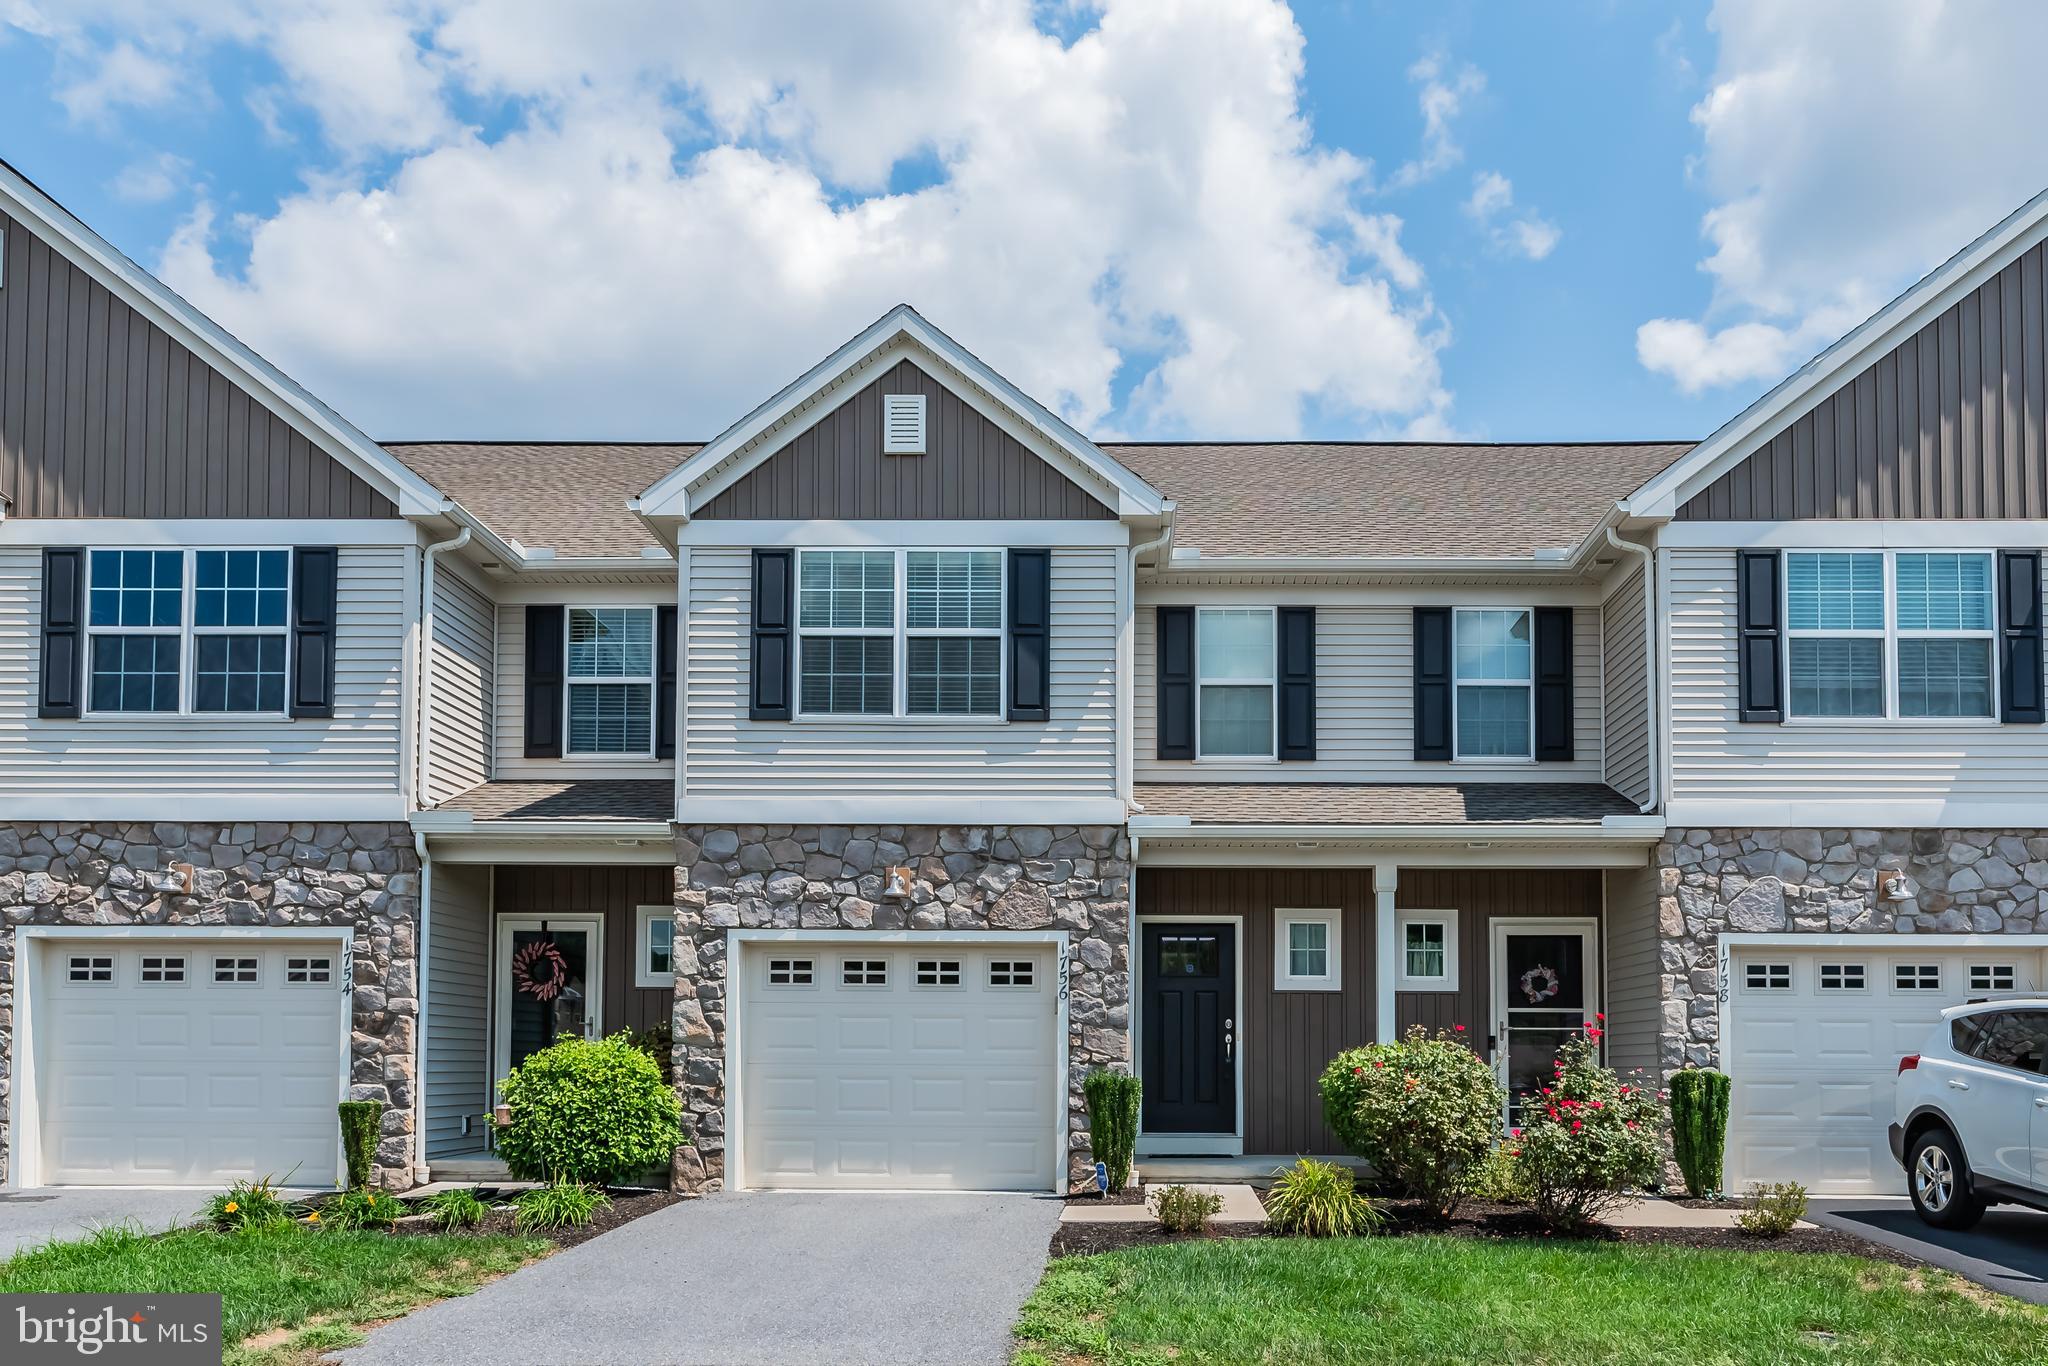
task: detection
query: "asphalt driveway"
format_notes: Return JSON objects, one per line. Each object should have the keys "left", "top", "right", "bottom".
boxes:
{"left": 0, "top": 1188, "right": 208, "bottom": 1257}
{"left": 1808, "top": 1197, "right": 2048, "bottom": 1304}
{"left": 342, "top": 1190, "right": 1061, "bottom": 1366}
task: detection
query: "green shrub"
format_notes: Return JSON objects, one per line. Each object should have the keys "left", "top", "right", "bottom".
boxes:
{"left": 319, "top": 1187, "right": 398, "bottom": 1231}
{"left": 1735, "top": 1181, "right": 1808, "bottom": 1238}
{"left": 514, "top": 1181, "right": 611, "bottom": 1232}
{"left": 205, "top": 1176, "right": 293, "bottom": 1233}
{"left": 1265, "top": 1159, "right": 1383, "bottom": 1237}
{"left": 1464, "top": 1143, "right": 1536, "bottom": 1205}
{"left": 1082, "top": 1070, "right": 1142, "bottom": 1194}
{"left": 1320, "top": 1026, "right": 1504, "bottom": 1217}
{"left": 1670, "top": 1068, "right": 1733, "bottom": 1198}
{"left": 420, "top": 1187, "right": 492, "bottom": 1232}
{"left": 1516, "top": 1026, "right": 1666, "bottom": 1232}
{"left": 337, "top": 1101, "right": 383, "bottom": 1189}
{"left": 494, "top": 1035, "right": 683, "bottom": 1186}
{"left": 1149, "top": 1184, "right": 1223, "bottom": 1235}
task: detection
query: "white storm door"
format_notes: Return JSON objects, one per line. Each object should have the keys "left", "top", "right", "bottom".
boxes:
{"left": 493, "top": 915, "right": 605, "bottom": 1084}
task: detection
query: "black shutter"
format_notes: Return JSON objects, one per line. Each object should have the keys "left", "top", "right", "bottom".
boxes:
{"left": 1534, "top": 607, "right": 1574, "bottom": 761}
{"left": 1156, "top": 605, "right": 1195, "bottom": 759}
{"left": 656, "top": 603, "right": 680, "bottom": 757}
{"left": 1277, "top": 606, "right": 1316, "bottom": 760}
{"left": 524, "top": 604, "right": 564, "bottom": 756}
{"left": 289, "top": 547, "right": 337, "bottom": 719}
{"left": 1413, "top": 606, "right": 1452, "bottom": 760}
{"left": 1735, "top": 549, "right": 1784, "bottom": 723}
{"left": 2000, "top": 550, "right": 2044, "bottom": 723}
{"left": 750, "top": 549, "right": 794, "bottom": 721}
{"left": 39, "top": 547, "right": 84, "bottom": 719}
{"left": 1007, "top": 549, "right": 1050, "bottom": 722}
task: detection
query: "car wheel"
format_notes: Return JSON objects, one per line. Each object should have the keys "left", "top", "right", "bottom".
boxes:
{"left": 1909, "top": 1128, "right": 1986, "bottom": 1230}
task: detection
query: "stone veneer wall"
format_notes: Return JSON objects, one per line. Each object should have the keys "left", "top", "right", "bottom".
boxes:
{"left": 0, "top": 821, "right": 420, "bottom": 1187}
{"left": 670, "top": 824, "right": 1130, "bottom": 1193}
{"left": 1656, "top": 826, "right": 2048, "bottom": 1076}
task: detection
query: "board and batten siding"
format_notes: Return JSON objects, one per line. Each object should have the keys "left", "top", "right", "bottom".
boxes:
{"left": 1393, "top": 868, "right": 1605, "bottom": 1039}
{"left": 0, "top": 544, "right": 408, "bottom": 817}
{"left": 1680, "top": 237, "right": 2048, "bottom": 520}
{"left": 493, "top": 865, "right": 675, "bottom": 1036}
{"left": 424, "top": 562, "right": 494, "bottom": 806}
{"left": 1133, "top": 603, "right": 1604, "bottom": 783}
{"left": 0, "top": 207, "right": 395, "bottom": 520}
{"left": 1666, "top": 547, "right": 2048, "bottom": 822}
{"left": 424, "top": 862, "right": 491, "bottom": 1160}
{"left": 1600, "top": 565, "right": 1651, "bottom": 807}
{"left": 494, "top": 591, "right": 672, "bottom": 782}
{"left": 683, "top": 547, "right": 1118, "bottom": 804}
{"left": 1601, "top": 864, "right": 1661, "bottom": 1080}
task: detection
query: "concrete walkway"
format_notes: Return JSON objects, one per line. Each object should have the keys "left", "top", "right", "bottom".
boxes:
{"left": 341, "top": 1191, "right": 1061, "bottom": 1366}
{"left": 1060, "top": 1184, "right": 1265, "bottom": 1224}
{"left": 0, "top": 1189, "right": 208, "bottom": 1257}
{"left": 1603, "top": 1197, "right": 1813, "bottom": 1230}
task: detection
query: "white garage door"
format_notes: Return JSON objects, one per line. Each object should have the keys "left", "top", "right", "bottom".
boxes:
{"left": 36, "top": 939, "right": 347, "bottom": 1186}
{"left": 1725, "top": 944, "right": 2040, "bottom": 1195}
{"left": 738, "top": 943, "right": 1059, "bottom": 1191}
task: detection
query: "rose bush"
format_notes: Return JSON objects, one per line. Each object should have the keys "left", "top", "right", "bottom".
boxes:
{"left": 1514, "top": 1018, "right": 1665, "bottom": 1232}
{"left": 1320, "top": 1025, "right": 1502, "bottom": 1216}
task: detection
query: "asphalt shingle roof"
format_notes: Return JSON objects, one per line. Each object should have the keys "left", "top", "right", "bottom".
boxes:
{"left": 387, "top": 442, "right": 698, "bottom": 558}
{"left": 1136, "top": 782, "right": 1640, "bottom": 825}
{"left": 440, "top": 779, "right": 674, "bottom": 823}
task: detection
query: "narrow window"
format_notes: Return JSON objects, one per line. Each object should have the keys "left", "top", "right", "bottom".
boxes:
{"left": 767, "top": 958, "right": 814, "bottom": 986}
{"left": 915, "top": 959, "right": 962, "bottom": 987}
{"left": 905, "top": 551, "right": 1002, "bottom": 715}
{"left": 140, "top": 954, "right": 186, "bottom": 984}
{"left": 1744, "top": 962, "right": 1791, "bottom": 990}
{"left": 192, "top": 549, "right": 290, "bottom": 713}
{"left": 798, "top": 551, "right": 896, "bottom": 715}
{"left": 840, "top": 958, "right": 888, "bottom": 987}
{"left": 1196, "top": 607, "right": 1276, "bottom": 757}
{"left": 566, "top": 607, "right": 655, "bottom": 753}
{"left": 1394, "top": 911, "right": 1458, "bottom": 989}
{"left": 989, "top": 960, "right": 1036, "bottom": 988}
{"left": 1453, "top": 608, "right": 1533, "bottom": 758}
{"left": 285, "top": 956, "right": 333, "bottom": 985}
{"left": 87, "top": 549, "right": 183, "bottom": 713}
{"left": 1895, "top": 553, "right": 1995, "bottom": 718}
{"left": 67, "top": 954, "right": 114, "bottom": 983}
{"left": 636, "top": 906, "right": 675, "bottom": 988}
{"left": 1785, "top": 551, "right": 1885, "bottom": 718}
{"left": 1970, "top": 964, "right": 2017, "bottom": 993}
{"left": 1274, "top": 911, "right": 1340, "bottom": 990}
{"left": 1895, "top": 963, "right": 1942, "bottom": 991}
{"left": 213, "top": 956, "right": 259, "bottom": 984}
{"left": 1819, "top": 963, "right": 1866, "bottom": 991}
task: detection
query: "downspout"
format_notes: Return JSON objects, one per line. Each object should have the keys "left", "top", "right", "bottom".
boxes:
{"left": 1603, "top": 527, "right": 1658, "bottom": 814}
{"left": 1122, "top": 521, "right": 1175, "bottom": 815}
{"left": 412, "top": 828, "right": 434, "bottom": 1186}
{"left": 416, "top": 527, "right": 472, "bottom": 810}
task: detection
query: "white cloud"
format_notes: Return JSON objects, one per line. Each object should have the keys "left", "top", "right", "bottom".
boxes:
{"left": 107, "top": 150, "right": 190, "bottom": 202}
{"left": 1461, "top": 170, "right": 1558, "bottom": 261}
{"left": 1639, "top": 0, "right": 2048, "bottom": 395}
{"left": 1388, "top": 53, "right": 1484, "bottom": 190}
{"left": 24, "top": 0, "right": 1456, "bottom": 440}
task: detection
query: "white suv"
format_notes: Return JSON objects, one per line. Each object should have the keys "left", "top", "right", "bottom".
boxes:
{"left": 1892, "top": 1000, "right": 2048, "bottom": 1229}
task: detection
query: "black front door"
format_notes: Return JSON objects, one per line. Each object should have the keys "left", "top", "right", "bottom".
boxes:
{"left": 1142, "top": 923, "right": 1237, "bottom": 1135}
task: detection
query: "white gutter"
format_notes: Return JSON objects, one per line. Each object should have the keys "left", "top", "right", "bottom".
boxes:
{"left": 412, "top": 827, "right": 434, "bottom": 1186}
{"left": 1122, "top": 517, "right": 1177, "bottom": 815}
{"left": 1603, "top": 527, "right": 1659, "bottom": 814}
{"left": 415, "top": 526, "right": 472, "bottom": 809}
{"left": 1125, "top": 816, "right": 1665, "bottom": 843}
{"left": 409, "top": 812, "right": 676, "bottom": 842}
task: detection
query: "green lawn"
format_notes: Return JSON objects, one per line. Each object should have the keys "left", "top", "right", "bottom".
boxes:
{"left": 1014, "top": 1236, "right": 2048, "bottom": 1365}
{"left": 0, "top": 1223, "right": 549, "bottom": 1365}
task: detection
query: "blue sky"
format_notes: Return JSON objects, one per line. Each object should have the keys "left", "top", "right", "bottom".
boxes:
{"left": 3, "top": 1, "right": 2045, "bottom": 445}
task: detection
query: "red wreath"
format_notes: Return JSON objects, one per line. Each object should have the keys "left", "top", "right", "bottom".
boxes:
{"left": 512, "top": 939, "right": 570, "bottom": 1002}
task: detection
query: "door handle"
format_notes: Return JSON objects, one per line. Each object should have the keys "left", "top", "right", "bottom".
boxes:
{"left": 1947, "top": 1078, "right": 1971, "bottom": 1091}
{"left": 1224, "top": 1017, "right": 1234, "bottom": 1062}
{"left": 2035, "top": 1096, "right": 2048, "bottom": 1108}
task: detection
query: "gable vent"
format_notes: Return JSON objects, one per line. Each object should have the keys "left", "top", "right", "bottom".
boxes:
{"left": 883, "top": 393, "right": 927, "bottom": 454}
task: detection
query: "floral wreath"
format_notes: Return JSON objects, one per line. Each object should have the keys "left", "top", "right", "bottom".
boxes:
{"left": 1518, "top": 963, "right": 1561, "bottom": 1005}
{"left": 512, "top": 939, "right": 570, "bottom": 1002}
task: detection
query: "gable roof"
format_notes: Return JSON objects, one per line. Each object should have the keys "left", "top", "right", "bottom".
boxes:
{"left": 634, "top": 304, "right": 1167, "bottom": 520}
{"left": 0, "top": 158, "right": 448, "bottom": 517}
{"left": 1627, "top": 185, "right": 2048, "bottom": 518}
{"left": 388, "top": 441, "right": 694, "bottom": 557}
{"left": 1110, "top": 441, "right": 1692, "bottom": 559}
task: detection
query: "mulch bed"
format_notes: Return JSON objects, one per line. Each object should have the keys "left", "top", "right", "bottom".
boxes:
{"left": 393, "top": 1188, "right": 682, "bottom": 1251}
{"left": 1063, "top": 1184, "right": 1150, "bottom": 1207}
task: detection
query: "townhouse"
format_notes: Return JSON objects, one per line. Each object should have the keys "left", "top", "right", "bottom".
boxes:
{"left": 3, "top": 152, "right": 2047, "bottom": 1198}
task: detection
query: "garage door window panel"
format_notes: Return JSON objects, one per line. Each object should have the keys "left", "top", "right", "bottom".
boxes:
{"left": 1818, "top": 963, "right": 1866, "bottom": 991}
{"left": 915, "top": 959, "right": 963, "bottom": 988}
{"left": 67, "top": 954, "right": 114, "bottom": 984}
{"left": 139, "top": 955, "right": 186, "bottom": 985}
{"left": 989, "top": 960, "right": 1036, "bottom": 988}
{"left": 284, "top": 956, "right": 333, "bottom": 985}
{"left": 213, "top": 956, "right": 260, "bottom": 985}
{"left": 1970, "top": 964, "right": 2017, "bottom": 993}
{"left": 1893, "top": 963, "right": 1942, "bottom": 992}
{"left": 767, "top": 957, "right": 814, "bottom": 987}
{"left": 1743, "top": 962, "right": 1792, "bottom": 991}
{"left": 841, "top": 959, "right": 889, "bottom": 987}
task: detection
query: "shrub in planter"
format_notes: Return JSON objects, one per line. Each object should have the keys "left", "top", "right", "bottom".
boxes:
{"left": 494, "top": 1035, "right": 683, "bottom": 1186}
{"left": 1082, "top": 1069, "right": 1142, "bottom": 1193}
{"left": 1320, "top": 1026, "right": 1503, "bottom": 1217}
{"left": 1670, "top": 1068, "right": 1733, "bottom": 1198}
{"left": 1265, "top": 1158, "right": 1382, "bottom": 1237}
{"left": 1150, "top": 1184, "right": 1223, "bottom": 1234}
{"left": 1735, "top": 1181, "right": 1808, "bottom": 1238}
{"left": 1515, "top": 1024, "right": 1665, "bottom": 1232}
{"left": 337, "top": 1101, "right": 383, "bottom": 1189}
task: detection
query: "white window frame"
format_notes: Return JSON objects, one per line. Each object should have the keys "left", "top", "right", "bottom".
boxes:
{"left": 1783, "top": 549, "right": 1998, "bottom": 723}
{"left": 1742, "top": 961, "right": 1793, "bottom": 991}
{"left": 1194, "top": 605, "right": 1277, "bottom": 760}
{"left": 1969, "top": 963, "right": 2018, "bottom": 993}
{"left": 212, "top": 955, "right": 260, "bottom": 986}
{"left": 765, "top": 956, "right": 816, "bottom": 988}
{"left": 82, "top": 546, "right": 293, "bottom": 719}
{"left": 283, "top": 954, "right": 335, "bottom": 986}
{"left": 635, "top": 904, "right": 675, "bottom": 988}
{"left": 1818, "top": 962, "right": 1867, "bottom": 991}
{"left": 1451, "top": 606, "right": 1535, "bottom": 762}
{"left": 138, "top": 953, "right": 188, "bottom": 986}
{"left": 65, "top": 953, "right": 115, "bottom": 985}
{"left": 1892, "top": 961, "right": 1943, "bottom": 993}
{"left": 794, "top": 548, "right": 1006, "bottom": 721}
{"left": 1273, "top": 909, "right": 1341, "bottom": 991}
{"left": 563, "top": 605, "right": 658, "bottom": 755}
{"left": 914, "top": 957, "right": 964, "bottom": 989}
{"left": 1395, "top": 909, "right": 1459, "bottom": 991}
{"left": 839, "top": 957, "right": 890, "bottom": 988}
{"left": 988, "top": 958, "right": 1039, "bottom": 989}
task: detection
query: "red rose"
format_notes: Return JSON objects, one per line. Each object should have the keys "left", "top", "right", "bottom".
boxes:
{"left": 1352, "top": 1066, "right": 1363, "bottom": 1075}
{"left": 1453, "top": 1024, "right": 1466, "bottom": 1032}
{"left": 1571, "top": 1120, "right": 1583, "bottom": 1132}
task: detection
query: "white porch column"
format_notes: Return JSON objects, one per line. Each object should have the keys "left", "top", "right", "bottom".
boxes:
{"left": 1373, "top": 864, "right": 1398, "bottom": 1043}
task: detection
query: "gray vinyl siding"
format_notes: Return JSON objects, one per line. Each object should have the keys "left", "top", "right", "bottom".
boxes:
{"left": 0, "top": 543, "right": 408, "bottom": 811}
{"left": 1601, "top": 864, "right": 1661, "bottom": 1080}
{"left": 0, "top": 207, "right": 395, "bottom": 519}
{"left": 1601, "top": 566, "right": 1651, "bottom": 806}
{"left": 495, "top": 591, "right": 673, "bottom": 781}
{"left": 1667, "top": 547, "right": 2048, "bottom": 807}
{"left": 1681, "top": 238, "right": 2048, "bottom": 519}
{"left": 683, "top": 546, "right": 1118, "bottom": 802}
{"left": 425, "top": 862, "right": 491, "bottom": 1160}
{"left": 695, "top": 359, "right": 1115, "bottom": 520}
{"left": 1133, "top": 602, "right": 1604, "bottom": 782}
{"left": 425, "top": 561, "right": 494, "bottom": 805}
